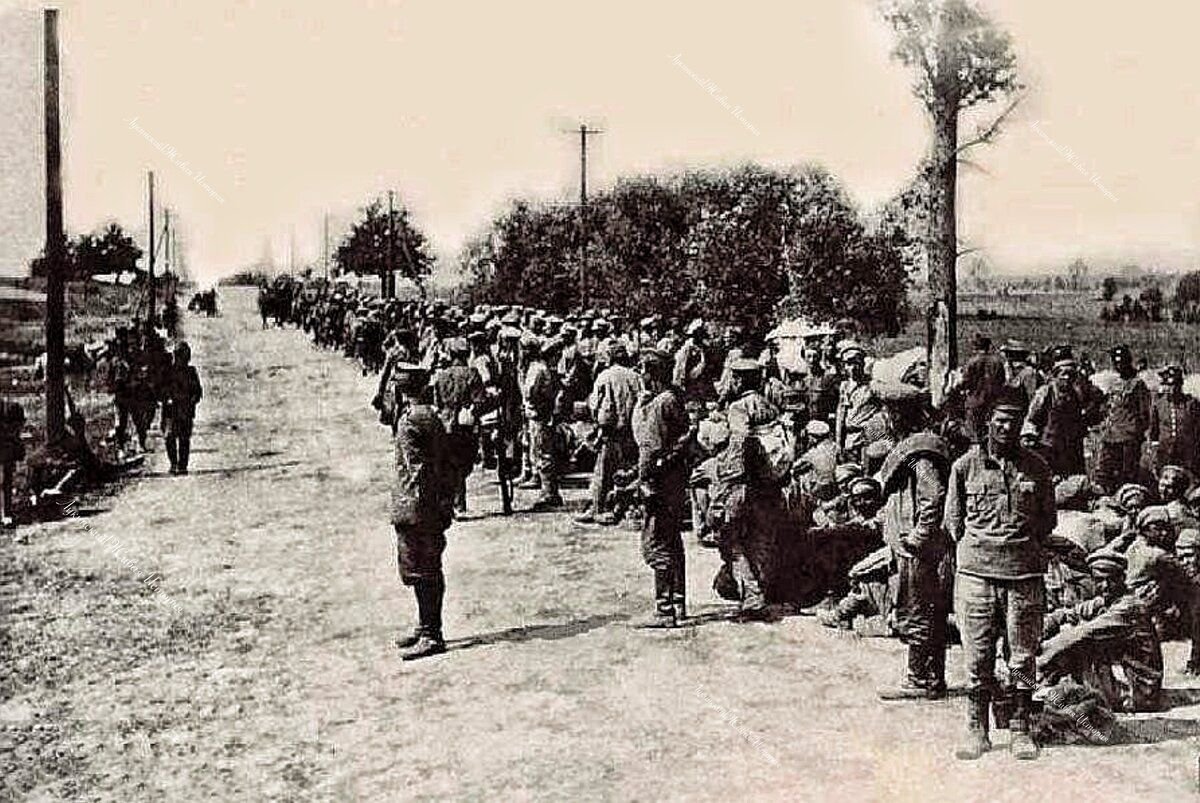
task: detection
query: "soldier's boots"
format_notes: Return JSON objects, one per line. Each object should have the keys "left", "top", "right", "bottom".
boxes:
{"left": 991, "top": 688, "right": 1014, "bottom": 730}
{"left": 402, "top": 633, "right": 446, "bottom": 661}
{"left": 878, "top": 648, "right": 945, "bottom": 700}
{"left": 955, "top": 690, "right": 992, "bottom": 761}
{"left": 641, "top": 570, "right": 679, "bottom": 628}
{"left": 1009, "top": 690, "right": 1040, "bottom": 760}
{"left": 530, "top": 493, "right": 564, "bottom": 511}
{"left": 395, "top": 627, "right": 422, "bottom": 650}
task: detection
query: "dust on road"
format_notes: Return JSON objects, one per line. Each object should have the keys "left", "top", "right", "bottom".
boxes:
{"left": 3, "top": 288, "right": 1199, "bottom": 801}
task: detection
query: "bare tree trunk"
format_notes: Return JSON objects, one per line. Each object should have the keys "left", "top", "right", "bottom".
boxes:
{"left": 927, "top": 97, "right": 958, "bottom": 407}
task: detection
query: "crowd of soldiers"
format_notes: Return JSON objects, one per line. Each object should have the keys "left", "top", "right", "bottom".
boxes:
{"left": 100, "top": 320, "right": 204, "bottom": 475}
{"left": 277, "top": 277, "right": 1200, "bottom": 761}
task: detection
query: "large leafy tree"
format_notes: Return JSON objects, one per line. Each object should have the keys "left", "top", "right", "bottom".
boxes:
{"left": 334, "top": 198, "right": 434, "bottom": 293}
{"left": 881, "top": 0, "right": 1021, "bottom": 400}
{"left": 74, "top": 223, "right": 143, "bottom": 278}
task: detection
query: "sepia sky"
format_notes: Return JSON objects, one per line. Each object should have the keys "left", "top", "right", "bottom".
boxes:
{"left": 0, "top": 0, "right": 1197, "bottom": 283}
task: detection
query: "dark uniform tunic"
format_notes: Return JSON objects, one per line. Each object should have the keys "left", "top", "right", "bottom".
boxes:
{"left": 1095, "top": 374, "right": 1151, "bottom": 492}
{"left": 391, "top": 403, "right": 454, "bottom": 585}
{"left": 632, "top": 386, "right": 689, "bottom": 571}
{"left": 1148, "top": 392, "right": 1200, "bottom": 476}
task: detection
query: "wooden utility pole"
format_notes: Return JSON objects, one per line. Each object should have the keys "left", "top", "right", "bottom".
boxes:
{"left": 322, "top": 212, "right": 329, "bottom": 279}
{"left": 572, "top": 124, "right": 602, "bottom": 308}
{"left": 385, "top": 190, "right": 395, "bottom": 299}
{"left": 147, "top": 171, "right": 156, "bottom": 334}
{"left": 163, "top": 208, "right": 171, "bottom": 276}
{"left": 43, "top": 8, "right": 65, "bottom": 443}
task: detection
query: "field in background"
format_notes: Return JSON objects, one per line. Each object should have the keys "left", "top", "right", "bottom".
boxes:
{"left": 0, "top": 277, "right": 173, "bottom": 508}
{"left": 875, "top": 290, "right": 1200, "bottom": 369}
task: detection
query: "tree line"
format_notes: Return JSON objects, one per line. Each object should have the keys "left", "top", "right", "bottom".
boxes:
{"left": 454, "top": 164, "right": 915, "bottom": 335}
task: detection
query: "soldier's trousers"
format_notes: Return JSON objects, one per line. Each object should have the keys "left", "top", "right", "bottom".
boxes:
{"left": 1094, "top": 439, "right": 1144, "bottom": 493}
{"left": 590, "top": 428, "right": 635, "bottom": 514}
{"left": 1040, "top": 439, "right": 1085, "bottom": 478}
{"left": 955, "top": 573, "right": 1043, "bottom": 692}
{"left": 164, "top": 414, "right": 195, "bottom": 472}
{"left": 641, "top": 496, "right": 686, "bottom": 613}
{"left": 1037, "top": 600, "right": 1163, "bottom": 712}
{"left": 395, "top": 523, "right": 448, "bottom": 586}
{"left": 528, "top": 419, "right": 558, "bottom": 493}
{"left": 894, "top": 548, "right": 952, "bottom": 687}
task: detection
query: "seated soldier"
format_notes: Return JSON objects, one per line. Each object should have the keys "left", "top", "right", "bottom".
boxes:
{"left": 1038, "top": 549, "right": 1164, "bottom": 713}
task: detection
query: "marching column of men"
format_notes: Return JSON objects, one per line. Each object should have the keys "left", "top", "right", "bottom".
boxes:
{"left": 285, "top": 276, "right": 1200, "bottom": 762}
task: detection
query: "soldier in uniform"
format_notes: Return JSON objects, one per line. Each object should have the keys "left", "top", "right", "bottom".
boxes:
{"left": 1148, "top": 364, "right": 1200, "bottom": 476}
{"left": 578, "top": 341, "right": 642, "bottom": 525}
{"left": 162, "top": 342, "right": 203, "bottom": 475}
{"left": 835, "top": 343, "right": 882, "bottom": 463}
{"left": 875, "top": 384, "right": 953, "bottom": 701}
{"left": 521, "top": 337, "right": 563, "bottom": 510}
{"left": 672, "top": 319, "right": 710, "bottom": 409}
{"left": 959, "top": 334, "right": 1008, "bottom": 443}
{"left": 1094, "top": 345, "right": 1151, "bottom": 493}
{"left": 711, "top": 359, "right": 784, "bottom": 621}
{"left": 945, "top": 387, "right": 1086, "bottom": 761}
{"left": 432, "top": 337, "right": 484, "bottom": 514}
{"left": 390, "top": 363, "right": 455, "bottom": 660}
{"left": 1000, "top": 341, "right": 1041, "bottom": 405}
{"left": 1023, "top": 347, "right": 1103, "bottom": 478}
{"left": 632, "top": 349, "right": 690, "bottom": 627}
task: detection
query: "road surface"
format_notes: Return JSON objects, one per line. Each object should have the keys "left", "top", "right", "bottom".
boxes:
{"left": 3, "top": 288, "right": 1199, "bottom": 801}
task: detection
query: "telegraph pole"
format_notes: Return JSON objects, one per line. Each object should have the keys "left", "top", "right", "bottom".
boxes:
{"left": 386, "top": 190, "right": 395, "bottom": 299}
{"left": 572, "top": 123, "right": 602, "bottom": 308}
{"left": 163, "top": 208, "right": 171, "bottom": 277}
{"left": 43, "top": 8, "right": 65, "bottom": 443}
{"left": 322, "top": 212, "right": 329, "bottom": 279}
{"left": 147, "top": 171, "right": 156, "bottom": 334}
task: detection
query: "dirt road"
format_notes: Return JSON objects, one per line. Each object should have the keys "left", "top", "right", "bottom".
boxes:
{"left": 3, "top": 288, "right": 1199, "bottom": 801}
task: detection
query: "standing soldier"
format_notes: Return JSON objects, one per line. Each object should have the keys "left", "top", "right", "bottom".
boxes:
{"left": 1095, "top": 345, "right": 1151, "bottom": 493}
{"left": 162, "top": 342, "right": 203, "bottom": 475}
{"left": 1000, "top": 341, "right": 1040, "bottom": 404}
{"left": 945, "top": 388, "right": 1085, "bottom": 761}
{"left": 672, "top": 319, "right": 710, "bottom": 409}
{"left": 835, "top": 343, "right": 881, "bottom": 463}
{"left": 1023, "top": 346, "right": 1103, "bottom": 478}
{"left": 1148, "top": 364, "right": 1200, "bottom": 477}
{"left": 578, "top": 342, "right": 641, "bottom": 525}
{"left": 390, "top": 364, "right": 455, "bottom": 660}
{"left": 432, "top": 338, "right": 484, "bottom": 515}
{"left": 711, "top": 360, "right": 784, "bottom": 621}
{"left": 632, "top": 350, "right": 690, "bottom": 627}
{"left": 958, "top": 334, "right": 1008, "bottom": 442}
{"left": 875, "top": 384, "right": 953, "bottom": 700}
{"left": 521, "top": 338, "right": 563, "bottom": 510}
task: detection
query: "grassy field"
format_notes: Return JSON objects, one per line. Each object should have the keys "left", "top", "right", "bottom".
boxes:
{"left": 0, "top": 277, "right": 174, "bottom": 513}
{"left": 875, "top": 290, "right": 1200, "bottom": 370}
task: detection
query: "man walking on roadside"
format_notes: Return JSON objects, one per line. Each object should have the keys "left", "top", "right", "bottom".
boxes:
{"left": 162, "top": 342, "right": 203, "bottom": 475}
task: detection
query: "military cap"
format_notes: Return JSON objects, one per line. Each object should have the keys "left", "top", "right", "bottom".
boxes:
{"left": 1188, "top": 485, "right": 1200, "bottom": 506}
{"left": 1086, "top": 549, "right": 1128, "bottom": 577}
{"left": 729, "top": 358, "right": 762, "bottom": 375}
{"left": 686, "top": 318, "right": 706, "bottom": 336}
{"left": 999, "top": 340, "right": 1030, "bottom": 356}
{"left": 991, "top": 385, "right": 1029, "bottom": 415}
{"left": 805, "top": 420, "right": 831, "bottom": 439}
{"left": 1158, "top": 464, "right": 1193, "bottom": 488}
{"left": 1051, "top": 344, "right": 1076, "bottom": 370}
{"left": 864, "top": 439, "right": 894, "bottom": 463}
{"left": 848, "top": 476, "right": 882, "bottom": 499}
{"left": 838, "top": 341, "right": 866, "bottom": 361}
{"left": 500, "top": 311, "right": 521, "bottom": 326}
{"left": 1115, "top": 483, "right": 1152, "bottom": 510}
{"left": 520, "top": 332, "right": 541, "bottom": 351}
{"left": 640, "top": 315, "right": 659, "bottom": 328}
{"left": 499, "top": 326, "right": 522, "bottom": 341}
{"left": 1177, "top": 528, "right": 1200, "bottom": 549}
{"left": 1159, "top": 364, "right": 1184, "bottom": 384}
{"left": 1136, "top": 505, "right": 1172, "bottom": 531}
{"left": 466, "top": 330, "right": 489, "bottom": 344}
